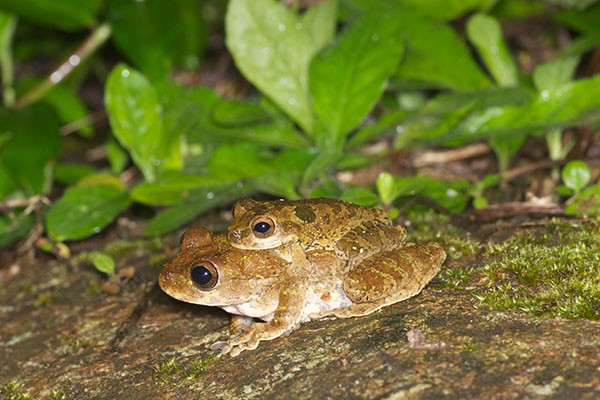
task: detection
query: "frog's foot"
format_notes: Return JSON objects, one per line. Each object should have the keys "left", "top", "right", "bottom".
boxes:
{"left": 218, "top": 323, "right": 291, "bottom": 357}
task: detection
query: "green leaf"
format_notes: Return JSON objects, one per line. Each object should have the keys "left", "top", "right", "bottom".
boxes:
{"left": 46, "top": 184, "right": 132, "bottom": 241}
{"left": 131, "top": 173, "right": 223, "bottom": 206}
{"left": 442, "top": 74, "right": 600, "bottom": 146}
{"left": 0, "top": 0, "right": 102, "bottom": 30}
{"left": 473, "top": 196, "right": 488, "bottom": 209}
{"left": 339, "top": 187, "right": 379, "bottom": 206}
{"left": 376, "top": 172, "right": 395, "bottom": 205}
{"left": 226, "top": 0, "right": 316, "bottom": 134}
{"left": 109, "top": 0, "right": 206, "bottom": 79}
{"left": 158, "top": 82, "right": 310, "bottom": 150}
{"left": 0, "top": 104, "right": 60, "bottom": 195}
{"left": 143, "top": 184, "right": 254, "bottom": 236}
{"left": 54, "top": 163, "right": 96, "bottom": 185}
{"left": 533, "top": 56, "right": 579, "bottom": 92}
{"left": 92, "top": 253, "right": 116, "bottom": 276}
{"left": 0, "top": 212, "right": 35, "bottom": 246}
{"left": 309, "top": 13, "right": 404, "bottom": 149}
{"left": 394, "top": 8, "right": 491, "bottom": 90}
{"left": 341, "top": 0, "right": 497, "bottom": 21}
{"left": 489, "top": 135, "right": 526, "bottom": 172}
{"left": 44, "top": 84, "right": 94, "bottom": 138}
{"left": 106, "top": 139, "right": 129, "bottom": 175}
{"left": 466, "top": 13, "right": 518, "bottom": 87}
{"left": 302, "top": 0, "right": 338, "bottom": 53}
{"left": 562, "top": 160, "right": 591, "bottom": 193}
{"left": 211, "top": 99, "right": 272, "bottom": 126}
{"left": 301, "top": 151, "right": 341, "bottom": 190}
{"left": 105, "top": 64, "right": 181, "bottom": 182}
{"left": 565, "top": 182, "right": 600, "bottom": 216}
{"left": 554, "top": 3, "right": 600, "bottom": 38}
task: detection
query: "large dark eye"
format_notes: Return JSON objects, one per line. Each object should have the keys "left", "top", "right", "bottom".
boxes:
{"left": 190, "top": 262, "right": 218, "bottom": 290}
{"left": 252, "top": 217, "right": 275, "bottom": 238}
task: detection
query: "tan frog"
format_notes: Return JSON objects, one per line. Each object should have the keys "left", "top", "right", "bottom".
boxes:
{"left": 159, "top": 226, "right": 445, "bottom": 356}
{"left": 227, "top": 198, "right": 408, "bottom": 278}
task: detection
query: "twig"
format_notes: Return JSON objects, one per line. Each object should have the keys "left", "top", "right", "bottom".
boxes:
{"left": 15, "top": 23, "right": 111, "bottom": 110}
{"left": 412, "top": 143, "right": 493, "bottom": 168}
{"left": 500, "top": 159, "right": 558, "bottom": 182}
{"left": 467, "top": 202, "right": 564, "bottom": 222}
{"left": 59, "top": 109, "right": 106, "bottom": 136}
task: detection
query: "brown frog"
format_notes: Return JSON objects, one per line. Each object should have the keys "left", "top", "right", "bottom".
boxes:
{"left": 227, "top": 198, "right": 408, "bottom": 281}
{"left": 159, "top": 227, "right": 445, "bottom": 356}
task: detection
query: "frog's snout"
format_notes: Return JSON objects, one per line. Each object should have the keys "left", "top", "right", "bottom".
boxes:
{"left": 229, "top": 229, "right": 243, "bottom": 243}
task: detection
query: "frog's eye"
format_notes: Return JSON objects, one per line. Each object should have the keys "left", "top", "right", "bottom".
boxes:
{"left": 252, "top": 217, "right": 275, "bottom": 238}
{"left": 190, "top": 261, "right": 218, "bottom": 290}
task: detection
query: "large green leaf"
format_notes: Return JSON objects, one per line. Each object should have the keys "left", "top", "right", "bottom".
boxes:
{"left": 157, "top": 82, "right": 310, "bottom": 150}
{"left": 109, "top": 0, "right": 206, "bottom": 80}
{"left": 46, "top": 183, "right": 131, "bottom": 241}
{"left": 131, "top": 171, "right": 223, "bottom": 206}
{"left": 533, "top": 56, "right": 579, "bottom": 92}
{"left": 445, "top": 74, "right": 600, "bottom": 145}
{"left": 0, "top": 104, "right": 60, "bottom": 195}
{"left": 466, "top": 13, "right": 518, "bottom": 87}
{"left": 394, "top": 7, "right": 491, "bottom": 90}
{"left": 226, "top": 0, "right": 316, "bottom": 134}
{"left": 105, "top": 64, "right": 181, "bottom": 182}
{"left": 554, "top": 3, "right": 600, "bottom": 38}
{"left": 0, "top": 0, "right": 101, "bottom": 30}
{"left": 340, "top": 0, "right": 497, "bottom": 21}
{"left": 309, "top": 13, "right": 404, "bottom": 149}
{"left": 302, "top": 0, "right": 338, "bottom": 53}
{"left": 143, "top": 184, "right": 254, "bottom": 236}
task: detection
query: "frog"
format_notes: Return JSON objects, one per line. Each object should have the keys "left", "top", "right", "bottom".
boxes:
{"left": 159, "top": 226, "right": 446, "bottom": 356}
{"left": 227, "top": 198, "right": 408, "bottom": 280}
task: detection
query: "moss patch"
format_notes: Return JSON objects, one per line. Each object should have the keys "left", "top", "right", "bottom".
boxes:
{"left": 475, "top": 218, "right": 600, "bottom": 320}
{"left": 405, "top": 210, "right": 480, "bottom": 259}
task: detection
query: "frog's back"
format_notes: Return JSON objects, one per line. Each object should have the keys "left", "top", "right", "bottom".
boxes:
{"left": 272, "top": 198, "right": 391, "bottom": 248}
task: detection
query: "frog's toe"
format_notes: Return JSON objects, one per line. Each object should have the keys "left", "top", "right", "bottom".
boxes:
{"left": 210, "top": 341, "right": 228, "bottom": 351}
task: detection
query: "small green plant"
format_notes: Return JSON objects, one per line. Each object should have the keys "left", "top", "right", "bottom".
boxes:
{"left": 0, "top": 381, "right": 34, "bottom": 400}
{"left": 556, "top": 160, "right": 600, "bottom": 215}
{"left": 91, "top": 253, "right": 116, "bottom": 278}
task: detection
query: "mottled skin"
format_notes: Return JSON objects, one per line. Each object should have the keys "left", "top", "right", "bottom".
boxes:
{"left": 228, "top": 198, "right": 406, "bottom": 264}
{"left": 159, "top": 227, "right": 446, "bottom": 356}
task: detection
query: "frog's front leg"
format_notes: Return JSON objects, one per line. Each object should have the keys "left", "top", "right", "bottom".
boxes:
{"left": 221, "top": 274, "right": 309, "bottom": 357}
{"left": 320, "top": 242, "right": 446, "bottom": 319}
{"left": 335, "top": 223, "right": 407, "bottom": 266}
{"left": 210, "top": 315, "right": 253, "bottom": 352}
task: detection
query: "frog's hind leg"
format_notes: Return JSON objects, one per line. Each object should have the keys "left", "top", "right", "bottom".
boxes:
{"left": 324, "top": 242, "right": 446, "bottom": 319}
{"left": 335, "top": 223, "right": 407, "bottom": 266}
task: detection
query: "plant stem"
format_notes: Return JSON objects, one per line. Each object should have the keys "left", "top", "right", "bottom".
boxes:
{"left": 15, "top": 22, "right": 112, "bottom": 110}
{"left": 0, "top": 13, "right": 17, "bottom": 108}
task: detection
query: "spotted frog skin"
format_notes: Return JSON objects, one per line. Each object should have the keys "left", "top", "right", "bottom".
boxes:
{"left": 228, "top": 198, "right": 408, "bottom": 277}
{"left": 159, "top": 226, "right": 446, "bottom": 356}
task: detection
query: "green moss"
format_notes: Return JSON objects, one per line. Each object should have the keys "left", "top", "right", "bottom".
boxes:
{"left": 476, "top": 218, "right": 600, "bottom": 320}
{"left": 0, "top": 381, "right": 35, "bottom": 400}
{"left": 405, "top": 210, "right": 480, "bottom": 259}
{"left": 33, "top": 292, "right": 59, "bottom": 308}
{"left": 50, "top": 390, "right": 69, "bottom": 400}
{"left": 153, "top": 355, "right": 221, "bottom": 386}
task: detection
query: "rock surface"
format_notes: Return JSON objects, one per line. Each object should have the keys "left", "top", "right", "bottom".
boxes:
{"left": 1, "top": 218, "right": 599, "bottom": 399}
